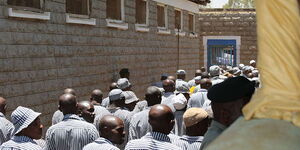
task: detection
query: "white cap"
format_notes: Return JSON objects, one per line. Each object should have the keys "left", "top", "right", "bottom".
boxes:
{"left": 250, "top": 60, "right": 256, "bottom": 64}
{"left": 173, "top": 93, "right": 187, "bottom": 110}
{"left": 176, "top": 82, "right": 190, "bottom": 93}
{"left": 176, "top": 69, "right": 186, "bottom": 75}
{"left": 209, "top": 65, "right": 220, "bottom": 76}
{"left": 108, "top": 89, "right": 125, "bottom": 101}
{"left": 123, "top": 91, "right": 139, "bottom": 104}
{"left": 117, "top": 78, "right": 131, "bottom": 90}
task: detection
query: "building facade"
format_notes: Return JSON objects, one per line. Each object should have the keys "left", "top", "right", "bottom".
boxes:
{"left": 0, "top": 0, "right": 201, "bottom": 129}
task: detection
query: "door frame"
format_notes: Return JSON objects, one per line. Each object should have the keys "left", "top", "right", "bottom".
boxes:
{"left": 203, "top": 36, "right": 241, "bottom": 69}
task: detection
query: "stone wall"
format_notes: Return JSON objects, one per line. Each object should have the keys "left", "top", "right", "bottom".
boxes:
{"left": 0, "top": 0, "right": 200, "bottom": 131}
{"left": 198, "top": 9, "right": 257, "bottom": 67}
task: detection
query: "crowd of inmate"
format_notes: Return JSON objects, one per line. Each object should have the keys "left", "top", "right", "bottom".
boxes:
{"left": 0, "top": 60, "right": 260, "bottom": 150}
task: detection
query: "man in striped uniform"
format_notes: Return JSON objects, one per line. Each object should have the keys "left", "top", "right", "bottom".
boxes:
{"left": 0, "top": 97, "right": 14, "bottom": 145}
{"left": 83, "top": 115, "right": 125, "bottom": 150}
{"left": 51, "top": 88, "right": 76, "bottom": 125}
{"left": 0, "top": 106, "right": 43, "bottom": 150}
{"left": 125, "top": 104, "right": 180, "bottom": 150}
{"left": 128, "top": 86, "right": 162, "bottom": 140}
{"left": 45, "top": 94, "right": 99, "bottom": 150}
{"left": 175, "top": 108, "right": 210, "bottom": 149}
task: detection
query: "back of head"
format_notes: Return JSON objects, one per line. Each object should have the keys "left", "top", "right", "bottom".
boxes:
{"left": 119, "top": 68, "right": 130, "bottom": 79}
{"left": 200, "top": 78, "right": 212, "bottom": 90}
{"left": 201, "top": 72, "right": 210, "bottom": 79}
{"left": 162, "top": 79, "right": 175, "bottom": 93}
{"left": 201, "top": 67, "right": 206, "bottom": 72}
{"left": 64, "top": 88, "right": 76, "bottom": 96}
{"left": 195, "top": 69, "right": 202, "bottom": 77}
{"left": 148, "top": 104, "right": 174, "bottom": 134}
{"left": 167, "top": 76, "right": 176, "bottom": 82}
{"left": 90, "top": 89, "right": 103, "bottom": 104}
{"left": 145, "top": 86, "right": 162, "bottom": 106}
{"left": 99, "top": 115, "right": 125, "bottom": 144}
{"left": 109, "top": 82, "right": 118, "bottom": 91}
{"left": 0, "top": 97, "right": 6, "bottom": 114}
{"left": 59, "top": 94, "right": 77, "bottom": 115}
{"left": 160, "top": 73, "right": 168, "bottom": 81}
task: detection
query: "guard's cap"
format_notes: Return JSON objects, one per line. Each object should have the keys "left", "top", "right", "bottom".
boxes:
{"left": 207, "top": 76, "right": 255, "bottom": 103}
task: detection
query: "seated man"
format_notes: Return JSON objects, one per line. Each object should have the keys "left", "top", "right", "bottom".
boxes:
{"left": 83, "top": 115, "right": 125, "bottom": 150}
{"left": 175, "top": 108, "right": 210, "bottom": 149}
{"left": 125, "top": 104, "right": 180, "bottom": 150}
{"left": 0, "top": 106, "right": 43, "bottom": 150}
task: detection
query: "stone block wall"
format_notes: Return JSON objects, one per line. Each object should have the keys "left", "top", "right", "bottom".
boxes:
{"left": 198, "top": 9, "right": 257, "bottom": 67}
{"left": 0, "top": 0, "right": 200, "bottom": 131}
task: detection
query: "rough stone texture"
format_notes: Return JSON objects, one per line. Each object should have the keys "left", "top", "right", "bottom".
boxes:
{"left": 0, "top": 0, "right": 200, "bottom": 132}
{"left": 198, "top": 9, "right": 257, "bottom": 67}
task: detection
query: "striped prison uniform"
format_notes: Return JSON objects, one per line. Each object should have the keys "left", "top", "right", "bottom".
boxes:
{"left": 45, "top": 114, "right": 99, "bottom": 150}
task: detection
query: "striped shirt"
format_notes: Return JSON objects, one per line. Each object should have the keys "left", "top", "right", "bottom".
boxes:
{"left": 101, "top": 97, "right": 110, "bottom": 108}
{"left": 0, "top": 112, "right": 14, "bottom": 145}
{"left": 93, "top": 105, "right": 111, "bottom": 126}
{"left": 128, "top": 108, "right": 151, "bottom": 140}
{"left": 125, "top": 132, "right": 181, "bottom": 150}
{"left": 161, "top": 92, "right": 176, "bottom": 112}
{"left": 83, "top": 137, "right": 120, "bottom": 150}
{"left": 45, "top": 114, "right": 99, "bottom": 150}
{"left": 174, "top": 135, "right": 204, "bottom": 150}
{"left": 51, "top": 110, "right": 63, "bottom": 125}
{"left": 173, "top": 110, "right": 186, "bottom": 136}
{"left": 0, "top": 136, "right": 42, "bottom": 150}
{"left": 187, "top": 89, "right": 211, "bottom": 109}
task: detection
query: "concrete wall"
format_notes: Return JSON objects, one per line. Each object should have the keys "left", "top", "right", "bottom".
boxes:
{"left": 198, "top": 9, "right": 257, "bottom": 67}
{"left": 0, "top": 0, "right": 200, "bottom": 130}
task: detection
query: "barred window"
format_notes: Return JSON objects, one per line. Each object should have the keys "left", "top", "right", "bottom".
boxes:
{"left": 136, "top": 0, "right": 147, "bottom": 24}
{"left": 188, "top": 13, "right": 195, "bottom": 32}
{"left": 107, "top": 0, "right": 122, "bottom": 20}
{"left": 66, "top": 0, "right": 89, "bottom": 15}
{"left": 157, "top": 5, "right": 166, "bottom": 27}
{"left": 175, "top": 9, "right": 182, "bottom": 29}
{"left": 7, "top": 0, "right": 41, "bottom": 9}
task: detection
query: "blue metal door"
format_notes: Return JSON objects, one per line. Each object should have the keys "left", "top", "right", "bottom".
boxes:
{"left": 207, "top": 39, "right": 237, "bottom": 68}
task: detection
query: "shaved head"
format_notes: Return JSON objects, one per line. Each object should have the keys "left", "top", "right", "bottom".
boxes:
{"left": 200, "top": 78, "right": 212, "bottom": 90}
{"left": 90, "top": 89, "right": 103, "bottom": 105}
{"left": 64, "top": 88, "right": 76, "bottom": 96}
{"left": 99, "top": 115, "right": 125, "bottom": 144}
{"left": 195, "top": 69, "right": 202, "bottom": 77}
{"left": 167, "top": 76, "right": 176, "bottom": 82}
{"left": 149, "top": 104, "right": 174, "bottom": 134}
{"left": 78, "top": 101, "right": 95, "bottom": 123}
{"left": 110, "top": 82, "right": 118, "bottom": 91}
{"left": 0, "top": 97, "right": 6, "bottom": 114}
{"left": 162, "top": 79, "right": 175, "bottom": 93}
{"left": 145, "top": 86, "right": 162, "bottom": 106}
{"left": 59, "top": 94, "right": 77, "bottom": 115}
